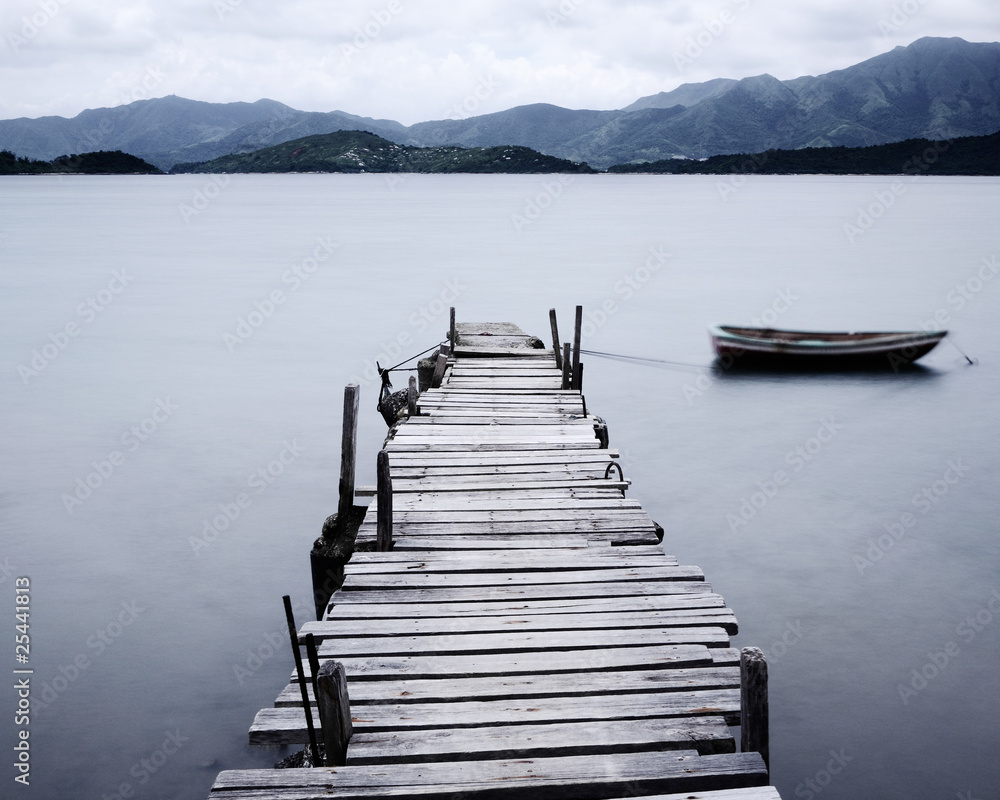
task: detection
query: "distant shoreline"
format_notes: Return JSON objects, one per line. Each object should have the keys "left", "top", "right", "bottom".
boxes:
{"left": 3, "top": 129, "right": 999, "bottom": 177}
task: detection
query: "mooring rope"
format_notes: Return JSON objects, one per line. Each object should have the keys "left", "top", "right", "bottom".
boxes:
{"left": 381, "top": 343, "right": 442, "bottom": 373}
{"left": 579, "top": 348, "right": 709, "bottom": 373}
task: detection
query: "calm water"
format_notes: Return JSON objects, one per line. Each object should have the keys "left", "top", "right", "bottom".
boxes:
{"left": 1, "top": 173, "right": 999, "bottom": 799}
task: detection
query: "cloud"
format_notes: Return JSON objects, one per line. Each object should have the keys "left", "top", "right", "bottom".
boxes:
{"left": 1, "top": 0, "right": 998, "bottom": 123}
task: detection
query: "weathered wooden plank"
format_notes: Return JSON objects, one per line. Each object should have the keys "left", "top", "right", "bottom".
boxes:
{"left": 345, "top": 715, "right": 735, "bottom": 763}
{"left": 330, "top": 581, "right": 714, "bottom": 605}
{"left": 388, "top": 509, "right": 649, "bottom": 524}
{"left": 386, "top": 441, "right": 604, "bottom": 452}
{"left": 374, "top": 516, "right": 657, "bottom": 532}
{"left": 307, "top": 643, "right": 716, "bottom": 681}
{"left": 277, "top": 666, "right": 741, "bottom": 707}
{"left": 339, "top": 566, "right": 705, "bottom": 590}
{"left": 325, "top": 593, "right": 729, "bottom": 620}
{"left": 302, "top": 608, "right": 737, "bottom": 642}
{"left": 363, "top": 534, "right": 593, "bottom": 550}
{"left": 391, "top": 480, "right": 629, "bottom": 494}
{"left": 388, "top": 495, "right": 641, "bottom": 511}
{"left": 313, "top": 626, "right": 730, "bottom": 660}
{"left": 386, "top": 449, "right": 619, "bottom": 464}
{"left": 252, "top": 688, "right": 740, "bottom": 743}
{"left": 215, "top": 752, "right": 768, "bottom": 798}
{"left": 345, "top": 546, "right": 666, "bottom": 565}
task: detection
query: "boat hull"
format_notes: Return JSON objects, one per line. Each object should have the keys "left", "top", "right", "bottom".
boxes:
{"left": 709, "top": 325, "right": 947, "bottom": 370}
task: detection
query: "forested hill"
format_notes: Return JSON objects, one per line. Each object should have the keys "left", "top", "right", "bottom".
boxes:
{"left": 170, "top": 130, "right": 594, "bottom": 174}
{"left": 607, "top": 130, "right": 1000, "bottom": 176}
{"left": 1, "top": 149, "right": 162, "bottom": 174}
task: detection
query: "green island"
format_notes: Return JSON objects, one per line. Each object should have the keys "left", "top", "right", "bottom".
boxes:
{"left": 170, "top": 130, "right": 596, "bottom": 174}
{"left": 608, "top": 130, "right": 1000, "bottom": 176}
{"left": 1, "top": 149, "right": 162, "bottom": 175}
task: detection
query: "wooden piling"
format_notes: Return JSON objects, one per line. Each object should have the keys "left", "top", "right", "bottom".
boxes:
{"left": 337, "top": 384, "right": 360, "bottom": 523}
{"left": 315, "top": 661, "right": 352, "bottom": 767}
{"left": 549, "top": 309, "right": 562, "bottom": 371}
{"left": 430, "top": 344, "right": 451, "bottom": 389}
{"left": 407, "top": 375, "right": 418, "bottom": 417}
{"left": 561, "top": 343, "right": 572, "bottom": 390}
{"left": 376, "top": 450, "right": 393, "bottom": 552}
{"left": 740, "top": 646, "right": 769, "bottom": 774}
{"left": 571, "top": 305, "right": 583, "bottom": 391}
{"left": 449, "top": 307, "right": 456, "bottom": 348}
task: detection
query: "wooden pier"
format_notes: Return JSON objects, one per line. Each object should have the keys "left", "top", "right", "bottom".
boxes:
{"left": 208, "top": 317, "right": 782, "bottom": 800}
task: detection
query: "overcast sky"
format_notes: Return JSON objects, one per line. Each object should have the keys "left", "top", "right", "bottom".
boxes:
{"left": 2, "top": 0, "right": 997, "bottom": 124}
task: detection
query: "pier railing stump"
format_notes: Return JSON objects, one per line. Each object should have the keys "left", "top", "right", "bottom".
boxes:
{"left": 310, "top": 383, "right": 361, "bottom": 619}
{"left": 315, "top": 660, "right": 353, "bottom": 767}
{"left": 430, "top": 343, "right": 451, "bottom": 389}
{"left": 740, "top": 646, "right": 770, "bottom": 774}
{"left": 407, "top": 375, "right": 418, "bottom": 417}
{"left": 561, "top": 343, "right": 572, "bottom": 390}
{"left": 337, "top": 384, "right": 360, "bottom": 522}
{"left": 377, "top": 449, "right": 393, "bottom": 552}
{"left": 571, "top": 305, "right": 583, "bottom": 391}
{"left": 549, "top": 308, "right": 562, "bottom": 371}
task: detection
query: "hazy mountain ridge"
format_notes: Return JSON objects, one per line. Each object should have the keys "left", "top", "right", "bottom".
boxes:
{"left": 2, "top": 37, "right": 998, "bottom": 170}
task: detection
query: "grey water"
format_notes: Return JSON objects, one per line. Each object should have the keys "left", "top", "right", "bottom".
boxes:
{"left": 1, "top": 173, "right": 998, "bottom": 799}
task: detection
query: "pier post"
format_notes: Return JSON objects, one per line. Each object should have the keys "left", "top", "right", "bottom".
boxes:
{"left": 740, "top": 646, "right": 769, "bottom": 774}
{"left": 572, "top": 305, "right": 583, "bottom": 390}
{"left": 407, "top": 375, "right": 418, "bottom": 417}
{"left": 549, "top": 309, "right": 562, "bottom": 371}
{"left": 315, "top": 660, "right": 353, "bottom": 767}
{"left": 561, "top": 343, "right": 572, "bottom": 390}
{"left": 377, "top": 449, "right": 393, "bottom": 552}
{"left": 449, "top": 307, "right": 456, "bottom": 349}
{"left": 430, "top": 343, "right": 451, "bottom": 389}
{"left": 337, "top": 384, "right": 360, "bottom": 523}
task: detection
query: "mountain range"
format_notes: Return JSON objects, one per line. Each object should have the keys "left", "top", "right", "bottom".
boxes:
{"left": 2, "top": 36, "right": 998, "bottom": 171}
